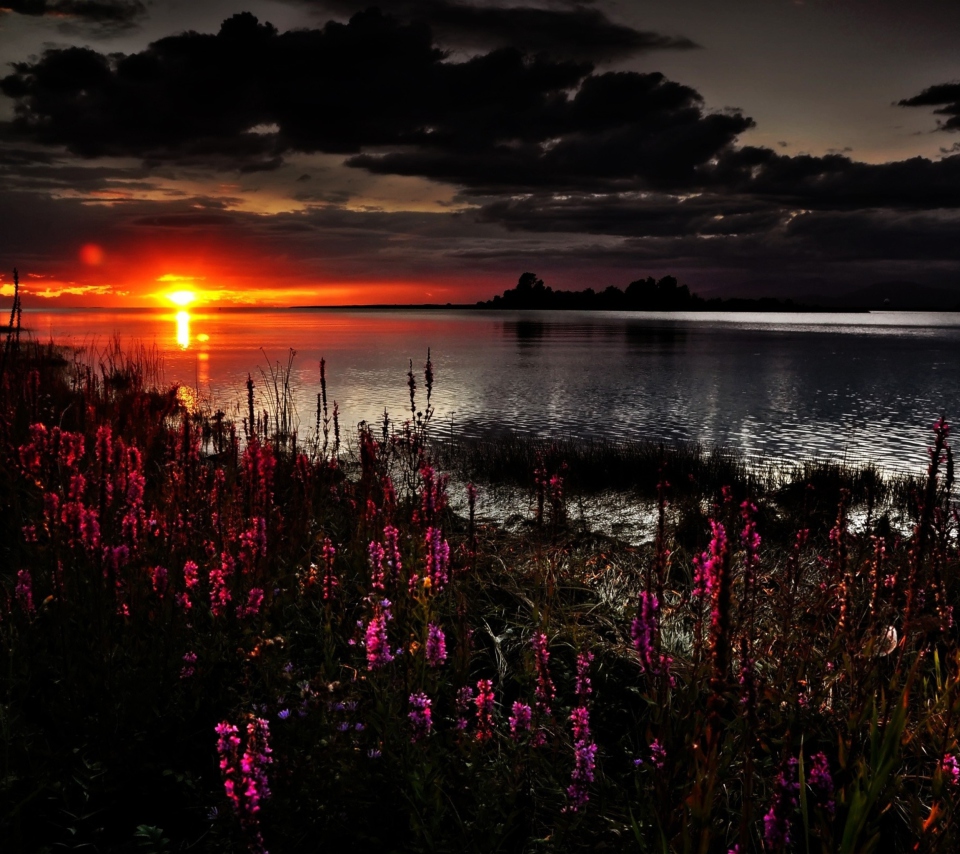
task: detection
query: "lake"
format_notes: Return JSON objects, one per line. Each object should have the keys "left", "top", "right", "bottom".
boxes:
{"left": 21, "top": 307, "right": 960, "bottom": 474}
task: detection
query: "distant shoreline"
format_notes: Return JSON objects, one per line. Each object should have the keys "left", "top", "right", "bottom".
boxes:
{"left": 28, "top": 303, "right": 944, "bottom": 313}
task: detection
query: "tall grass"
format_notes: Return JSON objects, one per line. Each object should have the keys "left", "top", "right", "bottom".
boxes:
{"left": 1, "top": 332, "right": 958, "bottom": 853}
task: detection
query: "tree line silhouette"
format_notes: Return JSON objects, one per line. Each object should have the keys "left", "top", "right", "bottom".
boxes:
{"left": 477, "top": 272, "right": 808, "bottom": 311}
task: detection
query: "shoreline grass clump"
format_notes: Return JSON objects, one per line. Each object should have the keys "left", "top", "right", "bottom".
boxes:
{"left": 1, "top": 332, "right": 959, "bottom": 853}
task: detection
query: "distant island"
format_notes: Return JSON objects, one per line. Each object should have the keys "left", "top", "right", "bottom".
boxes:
{"left": 477, "top": 273, "right": 813, "bottom": 312}
{"left": 476, "top": 273, "right": 960, "bottom": 312}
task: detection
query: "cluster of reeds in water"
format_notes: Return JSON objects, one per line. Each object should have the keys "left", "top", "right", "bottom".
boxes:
{"left": 1, "top": 329, "right": 959, "bottom": 854}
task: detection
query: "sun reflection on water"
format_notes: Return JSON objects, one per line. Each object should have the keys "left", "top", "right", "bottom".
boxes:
{"left": 176, "top": 310, "right": 190, "bottom": 349}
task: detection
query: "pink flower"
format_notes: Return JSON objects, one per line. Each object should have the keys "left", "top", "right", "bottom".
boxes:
{"left": 425, "top": 623, "right": 447, "bottom": 667}
{"left": 238, "top": 587, "right": 265, "bottom": 619}
{"left": 942, "top": 753, "right": 960, "bottom": 787}
{"left": 383, "top": 525, "right": 402, "bottom": 583}
{"left": 365, "top": 602, "right": 394, "bottom": 670}
{"left": 532, "top": 632, "right": 555, "bottom": 715}
{"left": 321, "top": 538, "right": 337, "bottom": 602}
{"left": 408, "top": 692, "right": 433, "bottom": 742}
{"left": 475, "top": 679, "right": 496, "bottom": 740}
{"left": 15, "top": 569, "right": 35, "bottom": 614}
{"left": 425, "top": 527, "right": 450, "bottom": 591}
{"left": 368, "top": 540, "right": 386, "bottom": 593}
{"left": 180, "top": 651, "right": 197, "bottom": 679}
{"left": 150, "top": 565, "right": 168, "bottom": 598}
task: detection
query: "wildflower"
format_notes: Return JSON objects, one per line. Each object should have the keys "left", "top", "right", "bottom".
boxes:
{"left": 277, "top": 709, "right": 290, "bottom": 720}
{"left": 215, "top": 717, "right": 273, "bottom": 854}
{"left": 367, "top": 748, "right": 382, "bottom": 759}
{"left": 455, "top": 686, "right": 474, "bottom": 731}
{"left": 408, "top": 692, "right": 433, "bottom": 742}
{"left": 740, "top": 500, "right": 761, "bottom": 580}
{"left": 532, "top": 632, "right": 555, "bottom": 715}
{"left": 180, "top": 651, "right": 197, "bottom": 679}
{"left": 183, "top": 560, "right": 199, "bottom": 589}
{"left": 570, "top": 705, "right": 591, "bottom": 741}
{"left": 383, "top": 525, "right": 402, "bottom": 583}
{"left": 475, "top": 679, "right": 496, "bottom": 740}
{"left": 365, "top": 602, "right": 394, "bottom": 670}
{"left": 368, "top": 540, "right": 386, "bottom": 593}
{"left": 321, "top": 538, "right": 337, "bottom": 601}
{"left": 763, "top": 758, "right": 799, "bottom": 850}
{"left": 649, "top": 739, "right": 666, "bottom": 770}
{"left": 210, "top": 553, "right": 234, "bottom": 618}
{"left": 564, "top": 705, "right": 597, "bottom": 813}
{"left": 509, "top": 701, "right": 532, "bottom": 739}
{"left": 15, "top": 569, "right": 35, "bottom": 614}
{"left": 632, "top": 591, "right": 671, "bottom": 678}
{"left": 575, "top": 650, "right": 594, "bottom": 701}
{"left": 150, "top": 565, "right": 169, "bottom": 598}
{"left": 425, "top": 527, "right": 450, "bottom": 591}
{"left": 807, "top": 752, "right": 835, "bottom": 815}
{"left": 418, "top": 463, "right": 449, "bottom": 524}
{"left": 942, "top": 754, "right": 960, "bottom": 787}
{"left": 425, "top": 623, "right": 447, "bottom": 667}
{"left": 238, "top": 587, "right": 265, "bottom": 619}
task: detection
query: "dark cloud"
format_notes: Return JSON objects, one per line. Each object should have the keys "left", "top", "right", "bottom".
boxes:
{"left": 0, "top": 10, "right": 740, "bottom": 186}
{"left": 899, "top": 82, "right": 960, "bottom": 131}
{"left": 348, "top": 69, "right": 753, "bottom": 191}
{"left": 290, "top": 0, "right": 700, "bottom": 61}
{"left": 478, "top": 193, "right": 785, "bottom": 238}
{"left": 2, "top": 0, "right": 146, "bottom": 27}
{"left": 705, "top": 147, "right": 960, "bottom": 210}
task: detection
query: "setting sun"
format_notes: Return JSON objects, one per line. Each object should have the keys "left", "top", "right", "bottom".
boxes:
{"left": 166, "top": 290, "right": 196, "bottom": 307}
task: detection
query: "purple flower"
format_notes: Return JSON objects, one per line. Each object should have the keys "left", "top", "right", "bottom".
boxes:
{"left": 408, "top": 692, "right": 433, "bottom": 742}
{"left": 425, "top": 527, "right": 450, "bottom": 591}
{"left": 455, "top": 686, "right": 473, "bottom": 731}
{"left": 509, "top": 701, "right": 532, "bottom": 739}
{"left": 383, "top": 525, "right": 402, "bottom": 583}
{"left": 632, "top": 591, "right": 665, "bottom": 674}
{"left": 180, "top": 651, "right": 197, "bottom": 679}
{"left": 942, "top": 753, "right": 960, "bottom": 787}
{"left": 15, "top": 569, "right": 35, "bottom": 614}
{"left": 649, "top": 739, "right": 666, "bottom": 770}
{"left": 277, "top": 709, "right": 290, "bottom": 720}
{"left": 763, "top": 758, "right": 799, "bottom": 850}
{"left": 574, "top": 651, "right": 594, "bottom": 702}
{"left": 807, "top": 752, "right": 835, "bottom": 815}
{"left": 564, "top": 705, "right": 597, "bottom": 813}
{"left": 425, "top": 623, "right": 447, "bottom": 667}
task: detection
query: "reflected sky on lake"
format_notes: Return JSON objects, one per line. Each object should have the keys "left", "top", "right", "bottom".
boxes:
{"left": 21, "top": 307, "right": 960, "bottom": 474}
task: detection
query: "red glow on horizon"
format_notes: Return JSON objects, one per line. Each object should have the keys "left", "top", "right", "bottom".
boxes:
{"left": 17, "top": 238, "right": 498, "bottom": 306}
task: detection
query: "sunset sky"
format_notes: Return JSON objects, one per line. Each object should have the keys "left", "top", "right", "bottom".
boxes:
{"left": 2, "top": 0, "right": 960, "bottom": 306}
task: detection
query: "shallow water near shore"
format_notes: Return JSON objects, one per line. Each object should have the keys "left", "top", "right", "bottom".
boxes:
{"left": 22, "top": 306, "right": 960, "bottom": 474}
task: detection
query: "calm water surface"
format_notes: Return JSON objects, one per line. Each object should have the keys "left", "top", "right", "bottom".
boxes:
{"left": 22, "top": 307, "right": 960, "bottom": 474}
